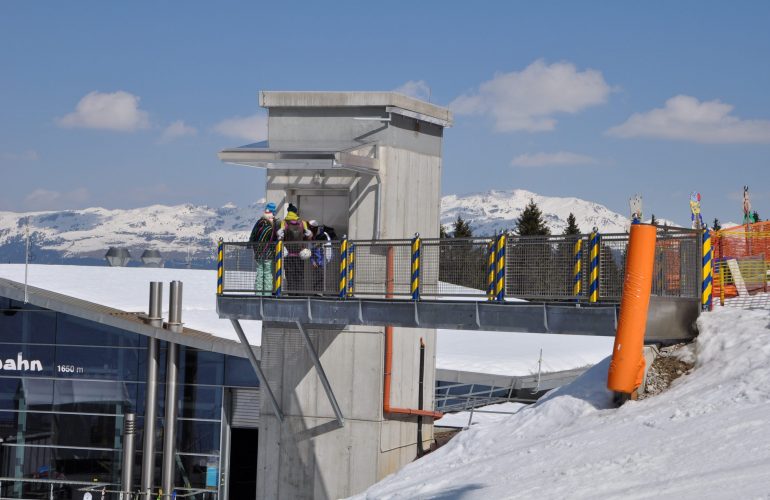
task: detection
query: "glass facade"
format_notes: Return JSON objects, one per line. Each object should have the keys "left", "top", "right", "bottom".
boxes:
{"left": 0, "top": 297, "right": 258, "bottom": 499}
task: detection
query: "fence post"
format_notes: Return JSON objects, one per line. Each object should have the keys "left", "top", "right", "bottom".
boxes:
{"left": 411, "top": 233, "right": 421, "bottom": 300}
{"left": 339, "top": 237, "right": 348, "bottom": 299}
{"left": 487, "top": 239, "right": 496, "bottom": 301}
{"left": 216, "top": 238, "right": 224, "bottom": 295}
{"left": 573, "top": 238, "right": 583, "bottom": 300}
{"left": 273, "top": 240, "right": 283, "bottom": 297}
{"left": 589, "top": 229, "right": 600, "bottom": 303}
{"left": 347, "top": 243, "right": 355, "bottom": 297}
{"left": 495, "top": 233, "right": 506, "bottom": 302}
{"left": 702, "top": 229, "right": 713, "bottom": 311}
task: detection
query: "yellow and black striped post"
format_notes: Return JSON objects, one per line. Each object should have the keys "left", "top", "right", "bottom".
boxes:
{"left": 339, "top": 237, "right": 348, "bottom": 299}
{"left": 411, "top": 234, "right": 421, "bottom": 300}
{"left": 487, "top": 240, "right": 496, "bottom": 301}
{"left": 588, "top": 230, "right": 599, "bottom": 303}
{"left": 216, "top": 238, "right": 224, "bottom": 295}
{"left": 495, "top": 233, "right": 506, "bottom": 302}
{"left": 347, "top": 243, "right": 356, "bottom": 297}
{"left": 273, "top": 240, "right": 283, "bottom": 297}
{"left": 702, "top": 229, "right": 713, "bottom": 311}
{"left": 573, "top": 238, "right": 583, "bottom": 299}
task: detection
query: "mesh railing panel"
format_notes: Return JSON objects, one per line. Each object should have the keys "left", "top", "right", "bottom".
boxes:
{"left": 219, "top": 227, "right": 701, "bottom": 302}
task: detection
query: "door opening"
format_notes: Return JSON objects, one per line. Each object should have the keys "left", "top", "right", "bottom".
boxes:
{"left": 228, "top": 428, "right": 258, "bottom": 500}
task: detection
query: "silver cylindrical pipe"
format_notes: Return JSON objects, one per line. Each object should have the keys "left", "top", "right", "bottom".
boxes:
{"left": 161, "top": 342, "right": 179, "bottom": 498}
{"left": 121, "top": 413, "right": 136, "bottom": 499}
{"left": 167, "top": 281, "right": 183, "bottom": 332}
{"left": 141, "top": 338, "right": 159, "bottom": 499}
{"left": 148, "top": 282, "right": 163, "bottom": 327}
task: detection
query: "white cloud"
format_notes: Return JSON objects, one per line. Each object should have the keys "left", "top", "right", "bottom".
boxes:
{"left": 450, "top": 59, "right": 611, "bottom": 132}
{"left": 1, "top": 150, "right": 39, "bottom": 161}
{"left": 160, "top": 120, "right": 197, "bottom": 142}
{"left": 23, "top": 188, "right": 90, "bottom": 211}
{"left": 606, "top": 95, "right": 770, "bottom": 144}
{"left": 213, "top": 113, "right": 267, "bottom": 142}
{"left": 394, "top": 80, "right": 431, "bottom": 101}
{"left": 58, "top": 91, "right": 150, "bottom": 132}
{"left": 510, "top": 151, "right": 598, "bottom": 168}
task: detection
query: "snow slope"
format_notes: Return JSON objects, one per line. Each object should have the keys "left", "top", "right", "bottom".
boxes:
{"left": 354, "top": 308, "right": 770, "bottom": 499}
{"left": 0, "top": 264, "right": 613, "bottom": 375}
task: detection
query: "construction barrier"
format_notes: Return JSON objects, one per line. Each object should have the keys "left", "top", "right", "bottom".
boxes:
{"left": 607, "top": 224, "right": 657, "bottom": 396}
{"left": 711, "top": 222, "right": 770, "bottom": 306}
{"left": 487, "top": 240, "right": 496, "bottom": 301}
{"left": 347, "top": 243, "right": 355, "bottom": 297}
{"left": 702, "top": 229, "right": 713, "bottom": 311}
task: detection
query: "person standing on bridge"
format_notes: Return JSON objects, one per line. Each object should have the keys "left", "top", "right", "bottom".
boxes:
{"left": 248, "top": 202, "right": 279, "bottom": 296}
{"left": 278, "top": 203, "right": 312, "bottom": 293}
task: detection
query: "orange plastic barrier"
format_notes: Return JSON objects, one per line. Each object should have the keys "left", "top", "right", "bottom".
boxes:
{"left": 607, "top": 224, "right": 657, "bottom": 395}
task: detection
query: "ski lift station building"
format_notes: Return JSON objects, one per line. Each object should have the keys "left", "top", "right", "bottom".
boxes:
{"left": 218, "top": 91, "right": 454, "bottom": 499}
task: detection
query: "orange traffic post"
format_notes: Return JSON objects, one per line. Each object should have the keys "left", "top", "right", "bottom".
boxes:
{"left": 607, "top": 223, "right": 657, "bottom": 398}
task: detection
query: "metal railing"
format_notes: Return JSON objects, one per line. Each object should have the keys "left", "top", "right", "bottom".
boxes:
{"left": 217, "top": 227, "right": 701, "bottom": 303}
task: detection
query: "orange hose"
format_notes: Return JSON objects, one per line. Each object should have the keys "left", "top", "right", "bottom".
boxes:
{"left": 607, "top": 224, "right": 657, "bottom": 394}
{"left": 383, "top": 245, "right": 442, "bottom": 419}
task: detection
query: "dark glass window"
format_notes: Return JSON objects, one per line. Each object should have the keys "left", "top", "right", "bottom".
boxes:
{"left": 53, "top": 379, "right": 135, "bottom": 414}
{"left": 0, "top": 377, "right": 54, "bottom": 411}
{"left": 0, "top": 344, "right": 54, "bottom": 377}
{"left": 0, "top": 410, "right": 52, "bottom": 444}
{"left": 52, "top": 413, "right": 118, "bottom": 449}
{"left": 178, "top": 347, "right": 223, "bottom": 386}
{"left": 0, "top": 308, "right": 56, "bottom": 344}
{"left": 56, "top": 314, "right": 140, "bottom": 347}
{"left": 224, "top": 355, "right": 259, "bottom": 387}
{"left": 55, "top": 345, "right": 140, "bottom": 380}
{"left": 176, "top": 420, "right": 220, "bottom": 454}
{"left": 178, "top": 385, "right": 222, "bottom": 420}
{"left": 49, "top": 448, "right": 120, "bottom": 483}
{"left": 175, "top": 454, "right": 219, "bottom": 490}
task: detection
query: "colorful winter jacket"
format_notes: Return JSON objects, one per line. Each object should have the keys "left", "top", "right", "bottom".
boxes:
{"left": 249, "top": 215, "right": 278, "bottom": 260}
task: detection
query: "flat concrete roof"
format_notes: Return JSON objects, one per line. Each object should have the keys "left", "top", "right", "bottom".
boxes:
{"left": 259, "top": 91, "right": 453, "bottom": 126}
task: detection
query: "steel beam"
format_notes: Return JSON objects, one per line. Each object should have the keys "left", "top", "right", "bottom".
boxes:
{"left": 229, "top": 319, "right": 284, "bottom": 422}
{"left": 294, "top": 321, "right": 345, "bottom": 427}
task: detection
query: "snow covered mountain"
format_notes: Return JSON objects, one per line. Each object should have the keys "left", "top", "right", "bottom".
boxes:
{"left": 0, "top": 190, "right": 673, "bottom": 265}
{"left": 442, "top": 189, "right": 634, "bottom": 235}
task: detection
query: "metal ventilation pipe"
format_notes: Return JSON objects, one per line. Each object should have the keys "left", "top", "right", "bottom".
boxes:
{"left": 167, "top": 281, "right": 183, "bottom": 333}
{"left": 121, "top": 413, "right": 136, "bottom": 500}
{"left": 161, "top": 341, "right": 179, "bottom": 498}
{"left": 141, "top": 338, "right": 159, "bottom": 500}
{"left": 148, "top": 282, "right": 163, "bottom": 327}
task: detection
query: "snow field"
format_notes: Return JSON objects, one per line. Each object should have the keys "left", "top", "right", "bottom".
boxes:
{"left": 354, "top": 307, "right": 770, "bottom": 499}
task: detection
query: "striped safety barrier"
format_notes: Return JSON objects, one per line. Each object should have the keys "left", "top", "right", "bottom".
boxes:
{"left": 702, "top": 229, "right": 713, "bottom": 311}
{"left": 589, "top": 230, "right": 599, "bottom": 303}
{"left": 347, "top": 243, "right": 356, "bottom": 297}
{"left": 487, "top": 240, "right": 496, "bottom": 301}
{"left": 273, "top": 240, "right": 283, "bottom": 297}
{"left": 411, "top": 234, "right": 421, "bottom": 300}
{"left": 573, "top": 238, "right": 582, "bottom": 299}
{"left": 216, "top": 238, "right": 224, "bottom": 295}
{"left": 495, "top": 233, "right": 506, "bottom": 302}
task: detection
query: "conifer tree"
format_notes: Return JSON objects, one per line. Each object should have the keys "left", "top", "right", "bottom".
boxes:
{"left": 440, "top": 224, "right": 449, "bottom": 239}
{"left": 563, "top": 213, "right": 581, "bottom": 235}
{"left": 453, "top": 215, "right": 473, "bottom": 238}
{"left": 752, "top": 211, "right": 761, "bottom": 223}
{"left": 712, "top": 218, "right": 721, "bottom": 231}
{"left": 516, "top": 199, "right": 551, "bottom": 236}
{"left": 650, "top": 214, "right": 658, "bottom": 226}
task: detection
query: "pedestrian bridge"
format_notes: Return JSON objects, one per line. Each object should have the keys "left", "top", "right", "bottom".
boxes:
{"left": 216, "top": 228, "right": 702, "bottom": 342}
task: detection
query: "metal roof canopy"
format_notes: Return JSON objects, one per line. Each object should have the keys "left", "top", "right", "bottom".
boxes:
{"left": 0, "top": 277, "right": 255, "bottom": 359}
{"left": 218, "top": 140, "right": 377, "bottom": 172}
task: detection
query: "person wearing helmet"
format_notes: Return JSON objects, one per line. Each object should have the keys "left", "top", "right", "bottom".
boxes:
{"left": 248, "top": 202, "right": 279, "bottom": 296}
{"left": 277, "top": 203, "right": 312, "bottom": 293}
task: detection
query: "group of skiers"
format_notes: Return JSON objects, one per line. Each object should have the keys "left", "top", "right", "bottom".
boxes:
{"left": 248, "top": 202, "right": 337, "bottom": 295}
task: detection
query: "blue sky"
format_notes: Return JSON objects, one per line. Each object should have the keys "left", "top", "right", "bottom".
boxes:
{"left": 1, "top": 1, "right": 769, "bottom": 226}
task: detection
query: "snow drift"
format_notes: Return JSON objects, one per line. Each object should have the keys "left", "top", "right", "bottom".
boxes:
{"left": 355, "top": 308, "right": 770, "bottom": 499}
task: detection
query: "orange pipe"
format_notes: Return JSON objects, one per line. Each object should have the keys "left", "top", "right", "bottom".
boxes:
{"left": 607, "top": 224, "right": 657, "bottom": 394}
{"left": 383, "top": 245, "right": 442, "bottom": 419}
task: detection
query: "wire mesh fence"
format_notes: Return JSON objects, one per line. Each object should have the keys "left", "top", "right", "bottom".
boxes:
{"left": 218, "top": 227, "right": 701, "bottom": 302}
